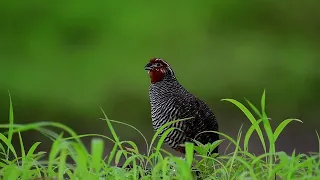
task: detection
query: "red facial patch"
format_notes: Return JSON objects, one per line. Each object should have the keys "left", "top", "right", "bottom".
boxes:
{"left": 149, "top": 68, "right": 166, "bottom": 84}
{"left": 148, "top": 58, "right": 168, "bottom": 83}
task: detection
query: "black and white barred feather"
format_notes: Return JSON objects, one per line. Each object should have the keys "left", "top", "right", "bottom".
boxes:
{"left": 146, "top": 58, "right": 219, "bottom": 153}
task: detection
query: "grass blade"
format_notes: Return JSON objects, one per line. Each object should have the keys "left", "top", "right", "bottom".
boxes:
{"left": 185, "top": 142, "right": 194, "bottom": 168}
{"left": 7, "top": 91, "right": 14, "bottom": 161}
{"left": 0, "top": 133, "right": 17, "bottom": 160}
{"left": 91, "top": 138, "right": 104, "bottom": 174}
{"left": 148, "top": 118, "right": 191, "bottom": 156}
{"left": 222, "top": 98, "right": 266, "bottom": 153}
{"left": 243, "top": 118, "right": 263, "bottom": 151}
{"left": 58, "top": 149, "right": 68, "bottom": 180}
{"left": 274, "top": 119, "right": 302, "bottom": 141}
{"left": 261, "top": 89, "right": 266, "bottom": 113}
{"left": 245, "top": 98, "right": 262, "bottom": 118}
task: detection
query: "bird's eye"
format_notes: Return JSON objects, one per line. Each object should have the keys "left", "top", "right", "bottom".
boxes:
{"left": 155, "top": 63, "right": 161, "bottom": 67}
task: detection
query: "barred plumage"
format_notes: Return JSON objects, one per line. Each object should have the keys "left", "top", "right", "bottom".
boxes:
{"left": 145, "top": 58, "right": 219, "bottom": 154}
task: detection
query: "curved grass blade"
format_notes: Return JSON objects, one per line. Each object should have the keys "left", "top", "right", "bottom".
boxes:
{"left": 18, "top": 131, "right": 25, "bottom": 167}
{"left": 261, "top": 89, "right": 266, "bottom": 114}
{"left": 119, "top": 140, "right": 140, "bottom": 154}
{"left": 184, "top": 142, "right": 194, "bottom": 168}
{"left": 58, "top": 148, "right": 67, "bottom": 180}
{"left": 91, "top": 138, "right": 104, "bottom": 174}
{"left": 172, "top": 156, "right": 193, "bottom": 179}
{"left": 148, "top": 118, "right": 191, "bottom": 156}
{"left": 227, "top": 124, "right": 243, "bottom": 173}
{"left": 245, "top": 98, "right": 262, "bottom": 118}
{"left": 274, "top": 118, "right": 302, "bottom": 142}
{"left": 47, "top": 134, "right": 64, "bottom": 177}
{"left": 155, "top": 127, "right": 176, "bottom": 155}
{"left": 99, "top": 118, "right": 149, "bottom": 153}
{"left": 7, "top": 91, "right": 14, "bottom": 161}
{"left": 232, "top": 156, "right": 257, "bottom": 180}
{"left": 100, "top": 108, "right": 122, "bottom": 148}
{"left": 0, "top": 133, "right": 17, "bottom": 160}
{"left": 317, "top": 130, "right": 320, "bottom": 155}
{"left": 64, "top": 133, "right": 115, "bottom": 144}
{"left": 0, "top": 122, "right": 86, "bottom": 151}
{"left": 244, "top": 118, "right": 263, "bottom": 151}
{"left": 222, "top": 98, "right": 266, "bottom": 153}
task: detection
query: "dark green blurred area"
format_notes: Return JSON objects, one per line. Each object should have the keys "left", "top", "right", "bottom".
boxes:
{"left": 0, "top": 1, "right": 319, "bottom": 154}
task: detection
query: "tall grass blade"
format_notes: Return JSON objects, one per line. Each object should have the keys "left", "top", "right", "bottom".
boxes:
{"left": 91, "top": 138, "right": 104, "bottom": 174}
{"left": 7, "top": 91, "right": 14, "bottom": 161}
{"left": 0, "top": 133, "right": 17, "bottom": 159}
{"left": 222, "top": 98, "right": 267, "bottom": 153}
{"left": 261, "top": 89, "right": 266, "bottom": 113}
{"left": 100, "top": 108, "right": 125, "bottom": 155}
{"left": 185, "top": 142, "right": 194, "bottom": 168}
{"left": 245, "top": 98, "right": 262, "bottom": 118}
{"left": 18, "top": 131, "right": 25, "bottom": 167}
{"left": 244, "top": 119, "right": 263, "bottom": 151}
{"left": 58, "top": 149, "right": 67, "bottom": 180}
{"left": 274, "top": 119, "right": 302, "bottom": 141}
{"left": 148, "top": 118, "right": 191, "bottom": 156}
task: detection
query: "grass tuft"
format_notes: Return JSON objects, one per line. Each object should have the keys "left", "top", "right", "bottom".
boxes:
{"left": 0, "top": 91, "right": 319, "bottom": 179}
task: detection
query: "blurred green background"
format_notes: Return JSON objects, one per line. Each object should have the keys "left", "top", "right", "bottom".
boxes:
{"left": 0, "top": 1, "right": 319, "bottom": 155}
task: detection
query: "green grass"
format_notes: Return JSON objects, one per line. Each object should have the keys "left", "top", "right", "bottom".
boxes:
{"left": 0, "top": 90, "right": 319, "bottom": 180}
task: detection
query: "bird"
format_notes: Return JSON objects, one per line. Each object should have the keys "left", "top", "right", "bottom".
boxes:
{"left": 144, "top": 57, "right": 219, "bottom": 155}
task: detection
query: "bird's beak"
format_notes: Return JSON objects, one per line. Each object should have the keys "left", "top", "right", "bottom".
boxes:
{"left": 144, "top": 62, "right": 153, "bottom": 70}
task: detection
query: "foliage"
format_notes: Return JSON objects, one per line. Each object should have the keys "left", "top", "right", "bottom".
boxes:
{"left": 0, "top": 91, "right": 319, "bottom": 180}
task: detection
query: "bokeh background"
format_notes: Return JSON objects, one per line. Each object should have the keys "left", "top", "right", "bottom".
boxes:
{"left": 0, "top": 1, "right": 319, "bottom": 156}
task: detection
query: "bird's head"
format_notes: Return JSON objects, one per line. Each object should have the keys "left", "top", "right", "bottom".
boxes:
{"left": 144, "top": 58, "right": 176, "bottom": 84}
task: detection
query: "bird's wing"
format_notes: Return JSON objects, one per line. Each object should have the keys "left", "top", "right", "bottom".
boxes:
{"left": 174, "top": 95, "right": 218, "bottom": 143}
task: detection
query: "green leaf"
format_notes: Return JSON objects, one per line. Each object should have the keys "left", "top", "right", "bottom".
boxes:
{"left": 18, "top": 131, "right": 25, "bottom": 161}
{"left": 120, "top": 140, "right": 139, "bottom": 154}
{"left": 185, "top": 142, "right": 194, "bottom": 168}
{"left": 104, "top": 119, "right": 149, "bottom": 154}
{"left": 3, "top": 164, "right": 20, "bottom": 180}
{"left": 26, "top": 142, "right": 41, "bottom": 158}
{"left": 58, "top": 149, "right": 68, "bottom": 180}
{"left": 261, "top": 89, "right": 266, "bottom": 113}
{"left": 0, "top": 133, "right": 17, "bottom": 159}
{"left": 172, "top": 157, "right": 193, "bottom": 179}
{"left": 155, "top": 127, "right": 176, "bottom": 156}
{"left": 115, "top": 150, "right": 123, "bottom": 166}
{"left": 7, "top": 91, "right": 14, "bottom": 161}
{"left": 227, "top": 125, "right": 243, "bottom": 172}
{"left": 91, "top": 138, "right": 104, "bottom": 174}
{"left": 100, "top": 108, "right": 127, "bottom": 161}
{"left": 245, "top": 98, "right": 262, "bottom": 118}
{"left": 48, "top": 134, "right": 64, "bottom": 177}
{"left": 316, "top": 130, "right": 320, "bottom": 155}
{"left": 122, "top": 154, "right": 139, "bottom": 170}
{"left": 274, "top": 118, "right": 302, "bottom": 142}
{"left": 222, "top": 98, "right": 266, "bottom": 153}
{"left": 148, "top": 117, "right": 191, "bottom": 156}
{"left": 72, "top": 143, "right": 88, "bottom": 176}
{"left": 244, "top": 118, "right": 263, "bottom": 151}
